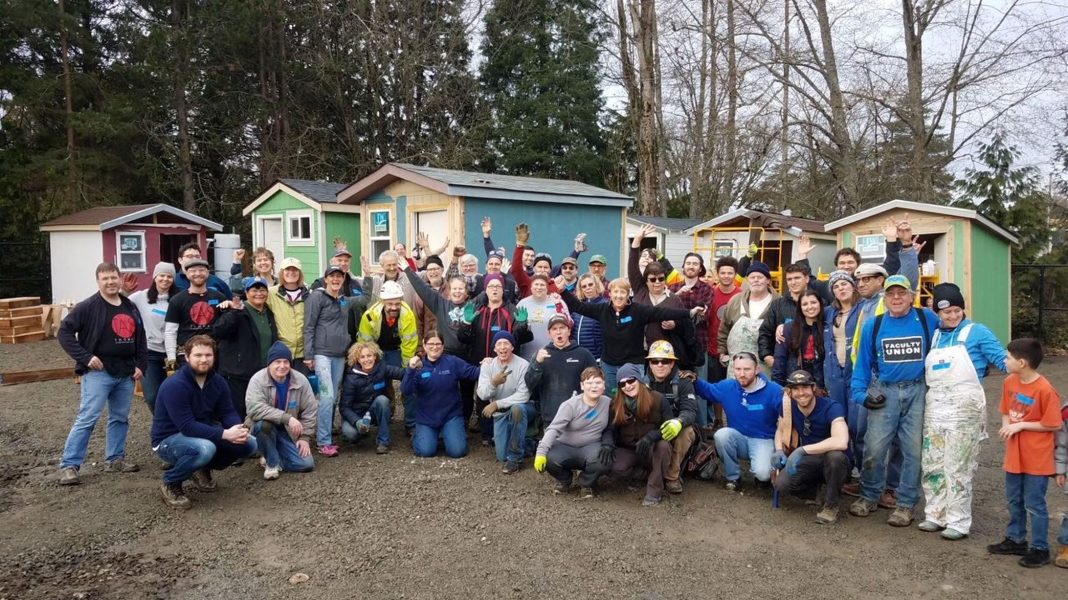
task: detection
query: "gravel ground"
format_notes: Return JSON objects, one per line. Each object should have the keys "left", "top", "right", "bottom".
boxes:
{"left": 0, "top": 339, "right": 1065, "bottom": 599}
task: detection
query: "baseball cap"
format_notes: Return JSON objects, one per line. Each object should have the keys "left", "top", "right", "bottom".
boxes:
{"left": 883, "top": 274, "right": 912, "bottom": 291}
{"left": 546, "top": 313, "right": 572, "bottom": 329}
{"left": 279, "top": 257, "right": 303, "bottom": 272}
{"left": 854, "top": 263, "right": 888, "bottom": 278}
{"left": 785, "top": 370, "right": 815, "bottom": 387}
{"left": 323, "top": 265, "right": 345, "bottom": 277}
{"left": 588, "top": 254, "right": 607, "bottom": 265}
{"left": 243, "top": 276, "right": 270, "bottom": 291}
{"left": 561, "top": 257, "right": 578, "bottom": 267}
{"left": 333, "top": 247, "right": 353, "bottom": 258}
{"left": 183, "top": 258, "right": 210, "bottom": 270}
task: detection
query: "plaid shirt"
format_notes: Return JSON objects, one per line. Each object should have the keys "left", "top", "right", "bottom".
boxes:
{"left": 669, "top": 278, "right": 713, "bottom": 355}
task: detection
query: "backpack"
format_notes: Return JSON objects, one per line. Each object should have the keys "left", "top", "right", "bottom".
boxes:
{"left": 683, "top": 428, "right": 719, "bottom": 481}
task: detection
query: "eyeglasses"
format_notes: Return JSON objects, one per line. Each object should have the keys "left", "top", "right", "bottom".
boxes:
{"left": 857, "top": 276, "right": 879, "bottom": 283}
{"left": 647, "top": 276, "right": 665, "bottom": 282}
{"left": 802, "top": 419, "right": 812, "bottom": 437}
{"left": 580, "top": 282, "right": 596, "bottom": 288}
{"left": 649, "top": 359, "right": 673, "bottom": 366}
{"left": 619, "top": 377, "right": 638, "bottom": 387}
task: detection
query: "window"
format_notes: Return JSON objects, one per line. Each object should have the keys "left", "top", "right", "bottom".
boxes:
{"left": 116, "top": 231, "right": 146, "bottom": 272}
{"left": 369, "top": 208, "right": 392, "bottom": 263}
{"left": 287, "top": 211, "right": 313, "bottom": 246}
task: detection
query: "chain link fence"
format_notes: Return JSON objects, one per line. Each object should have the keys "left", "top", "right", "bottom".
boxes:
{"left": 1012, "top": 263, "right": 1068, "bottom": 350}
{"left": 0, "top": 237, "right": 51, "bottom": 302}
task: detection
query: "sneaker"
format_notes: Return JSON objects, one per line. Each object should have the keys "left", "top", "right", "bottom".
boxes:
{"left": 57, "top": 466, "right": 80, "bottom": 486}
{"left": 877, "top": 489, "right": 898, "bottom": 509}
{"left": 579, "top": 487, "right": 595, "bottom": 499}
{"left": 551, "top": 480, "right": 569, "bottom": 495}
{"left": 1054, "top": 546, "right": 1068, "bottom": 568}
{"left": 724, "top": 479, "right": 740, "bottom": 492}
{"left": 941, "top": 528, "right": 967, "bottom": 541}
{"left": 103, "top": 459, "right": 140, "bottom": 473}
{"left": 502, "top": 461, "right": 520, "bottom": 474}
{"left": 375, "top": 444, "right": 390, "bottom": 455}
{"left": 887, "top": 506, "right": 913, "bottom": 527}
{"left": 263, "top": 465, "right": 280, "bottom": 480}
{"left": 986, "top": 538, "right": 1029, "bottom": 556}
{"left": 642, "top": 495, "right": 662, "bottom": 507}
{"left": 917, "top": 520, "right": 943, "bottom": 532}
{"left": 840, "top": 482, "right": 861, "bottom": 497}
{"left": 191, "top": 469, "right": 216, "bottom": 492}
{"left": 160, "top": 482, "right": 191, "bottom": 509}
{"left": 849, "top": 498, "right": 878, "bottom": 517}
{"left": 1018, "top": 548, "right": 1051, "bottom": 568}
{"left": 665, "top": 479, "right": 683, "bottom": 494}
{"left": 258, "top": 457, "right": 267, "bottom": 467}
{"left": 318, "top": 444, "right": 339, "bottom": 457}
{"left": 815, "top": 505, "right": 839, "bottom": 524}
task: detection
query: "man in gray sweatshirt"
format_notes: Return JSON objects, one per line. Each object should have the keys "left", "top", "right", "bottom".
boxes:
{"left": 534, "top": 366, "right": 614, "bottom": 497}
{"left": 477, "top": 331, "right": 532, "bottom": 474}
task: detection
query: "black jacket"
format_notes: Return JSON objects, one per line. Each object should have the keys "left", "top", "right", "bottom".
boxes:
{"left": 524, "top": 341, "right": 598, "bottom": 424}
{"left": 459, "top": 302, "right": 532, "bottom": 363}
{"left": 212, "top": 304, "right": 279, "bottom": 379}
{"left": 759, "top": 294, "right": 800, "bottom": 361}
{"left": 58, "top": 292, "right": 147, "bottom": 375}
{"left": 340, "top": 361, "right": 406, "bottom": 425}
{"left": 647, "top": 369, "right": 698, "bottom": 427}
{"left": 561, "top": 289, "right": 692, "bottom": 366}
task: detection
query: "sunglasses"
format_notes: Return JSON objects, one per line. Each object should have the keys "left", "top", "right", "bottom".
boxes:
{"left": 562, "top": 264, "right": 577, "bottom": 270}
{"left": 580, "top": 282, "right": 596, "bottom": 288}
{"left": 619, "top": 377, "right": 638, "bottom": 387}
{"left": 649, "top": 358, "right": 673, "bottom": 366}
{"left": 647, "top": 276, "right": 665, "bottom": 282}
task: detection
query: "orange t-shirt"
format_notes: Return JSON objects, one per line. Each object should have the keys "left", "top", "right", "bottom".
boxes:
{"left": 998, "top": 373, "right": 1062, "bottom": 475}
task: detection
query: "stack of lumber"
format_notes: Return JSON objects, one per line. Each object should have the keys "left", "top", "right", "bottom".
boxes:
{"left": 0, "top": 297, "right": 47, "bottom": 344}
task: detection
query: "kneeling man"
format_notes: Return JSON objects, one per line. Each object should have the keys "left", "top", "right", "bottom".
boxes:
{"left": 152, "top": 335, "right": 257, "bottom": 509}
{"left": 771, "top": 370, "right": 850, "bottom": 524}
{"left": 246, "top": 341, "right": 317, "bottom": 480}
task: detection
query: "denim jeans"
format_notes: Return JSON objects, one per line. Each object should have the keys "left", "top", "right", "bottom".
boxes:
{"left": 61, "top": 370, "right": 135, "bottom": 469}
{"left": 253, "top": 422, "right": 314, "bottom": 472}
{"left": 142, "top": 351, "right": 167, "bottom": 412}
{"left": 492, "top": 403, "right": 537, "bottom": 464}
{"left": 1005, "top": 472, "right": 1050, "bottom": 551}
{"left": 313, "top": 354, "right": 347, "bottom": 446}
{"left": 339, "top": 395, "right": 392, "bottom": 446}
{"left": 412, "top": 416, "right": 468, "bottom": 458}
{"left": 859, "top": 379, "right": 925, "bottom": 508}
{"left": 155, "top": 432, "right": 258, "bottom": 485}
{"left": 849, "top": 402, "right": 903, "bottom": 486}
{"left": 713, "top": 427, "right": 774, "bottom": 482}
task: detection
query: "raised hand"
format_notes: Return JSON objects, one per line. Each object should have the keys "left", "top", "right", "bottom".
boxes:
{"left": 481, "top": 217, "right": 492, "bottom": 237}
{"left": 515, "top": 223, "right": 530, "bottom": 246}
{"left": 233, "top": 248, "right": 246, "bottom": 263}
{"left": 881, "top": 216, "right": 899, "bottom": 240}
{"left": 574, "top": 232, "right": 587, "bottom": 253}
{"left": 797, "top": 234, "right": 814, "bottom": 258}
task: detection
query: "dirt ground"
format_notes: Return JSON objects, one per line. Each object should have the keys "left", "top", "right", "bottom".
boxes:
{"left": 0, "top": 340, "right": 1064, "bottom": 600}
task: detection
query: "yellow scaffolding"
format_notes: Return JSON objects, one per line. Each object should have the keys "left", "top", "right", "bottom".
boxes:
{"left": 692, "top": 226, "right": 787, "bottom": 293}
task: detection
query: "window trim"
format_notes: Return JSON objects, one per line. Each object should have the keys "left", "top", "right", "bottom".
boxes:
{"left": 368, "top": 207, "right": 393, "bottom": 265}
{"left": 115, "top": 230, "right": 147, "bottom": 273}
{"left": 287, "top": 210, "right": 314, "bottom": 246}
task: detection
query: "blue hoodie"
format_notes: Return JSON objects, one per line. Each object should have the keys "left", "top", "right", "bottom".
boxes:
{"left": 932, "top": 318, "right": 1007, "bottom": 381}
{"left": 151, "top": 364, "right": 241, "bottom": 446}
{"left": 851, "top": 306, "right": 938, "bottom": 404}
{"left": 694, "top": 375, "right": 783, "bottom": 440}
{"left": 401, "top": 354, "right": 481, "bottom": 428}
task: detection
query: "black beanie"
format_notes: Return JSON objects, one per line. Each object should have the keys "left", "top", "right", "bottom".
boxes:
{"left": 932, "top": 283, "right": 965, "bottom": 311}
{"left": 425, "top": 255, "right": 444, "bottom": 269}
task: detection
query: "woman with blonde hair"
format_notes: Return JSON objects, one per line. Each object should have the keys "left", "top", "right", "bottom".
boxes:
{"left": 339, "top": 341, "right": 405, "bottom": 454}
{"left": 573, "top": 273, "right": 606, "bottom": 359}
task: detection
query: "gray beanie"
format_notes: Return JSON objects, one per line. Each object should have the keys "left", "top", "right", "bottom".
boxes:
{"left": 153, "top": 261, "right": 176, "bottom": 279}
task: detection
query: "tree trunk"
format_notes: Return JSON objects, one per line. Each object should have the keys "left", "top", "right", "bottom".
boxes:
{"left": 901, "top": 0, "right": 930, "bottom": 202}
{"left": 58, "top": 0, "right": 77, "bottom": 209}
{"left": 811, "top": 0, "right": 859, "bottom": 210}
{"left": 722, "top": 0, "right": 738, "bottom": 210}
{"left": 173, "top": 0, "right": 195, "bottom": 212}
{"left": 631, "top": 0, "right": 661, "bottom": 216}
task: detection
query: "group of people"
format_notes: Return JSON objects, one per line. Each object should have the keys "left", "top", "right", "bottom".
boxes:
{"left": 51, "top": 218, "right": 1067, "bottom": 568}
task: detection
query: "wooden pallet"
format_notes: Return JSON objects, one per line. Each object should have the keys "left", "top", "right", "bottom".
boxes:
{"left": 0, "top": 331, "right": 47, "bottom": 344}
{"left": 0, "top": 323, "right": 41, "bottom": 336}
{"left": 0, "top": 297, "right": 41, "bottom": 310}
{"left": 0, "top": 306, "right": 43, "bottom": 319}
{"left": 0, "top": 314, "right": 40, "bottom": 329}
{"left": 0, "top": 367, "right": 76, "bottom": 386}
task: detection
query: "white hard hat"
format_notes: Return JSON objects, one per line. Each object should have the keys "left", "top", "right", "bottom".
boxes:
{"left": 380, "top": 280, "right": 404, "bottom": 300}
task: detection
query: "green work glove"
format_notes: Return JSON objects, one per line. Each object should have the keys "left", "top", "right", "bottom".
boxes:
{"left": 534, "top": 455, "right": 547, "bottom": 473}
{"left": 747, "top": 243, "right": 759, "bottom": 258}
{"left": 515, "top": 306, "right": 528, "bottom": 323}
{"left": 660, "top": 419, "right": 683, "bottom": 441}
{"left": 462, "top": 302, "right": 477, "bottom": 325}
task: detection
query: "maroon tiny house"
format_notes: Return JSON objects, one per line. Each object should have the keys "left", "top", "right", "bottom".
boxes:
{"left": 40, "top": 204, "right": 223, "bottom": 303}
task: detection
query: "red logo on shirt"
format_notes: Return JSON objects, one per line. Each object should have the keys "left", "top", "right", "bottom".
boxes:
{"left": 189, "top": 301, "right": 215, "bottom": 326}
{"left": 111, "top": 313, "right": 136, "bottom": 339}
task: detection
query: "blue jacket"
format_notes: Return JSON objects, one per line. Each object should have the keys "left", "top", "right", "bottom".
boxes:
{"left": 174, "top": 271, "right": 233, "bottom": 298}
{"left": 932, "top": 319, "right": 1007, "bottom": 382}
{"left": 851, "top": 306, "right": 938, "bottom": 404}
{"left": 823, "top": 304, "right": 860, "bottom": 407}
{"left": 401, "top": 354, "right": 481, "bottom": 428}
{"left": 772, "top": 320, "right": 825, "bottom": 388}
{"left": 151, "top": 364, "right": 241, "bottom": 446}
{"left": 694, "top": 375, "right": 783, "bottom": 440}
{"left": 572, "top": 296, "right": 606, "bottom": 360}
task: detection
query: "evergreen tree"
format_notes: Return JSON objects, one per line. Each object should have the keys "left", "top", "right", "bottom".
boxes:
{"left": 479, "top": 0, "right": 608, "bottom": 185}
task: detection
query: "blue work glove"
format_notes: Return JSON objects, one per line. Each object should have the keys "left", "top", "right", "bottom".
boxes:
{"left": 770, "top": 450, "right": 787, "bottom": 471}
{"left": 785, "top": 447, "right": 807, "bottom": 476}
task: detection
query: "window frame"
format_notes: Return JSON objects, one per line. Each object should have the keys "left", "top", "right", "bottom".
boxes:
{"left": 368, "top": 208, "right": 393, "bottom": 265}
{"left": 115, "top": 230, "right": 147, "bottom": 273}
{"left": 287, "top": 210, "right": 314, "bottom": 246}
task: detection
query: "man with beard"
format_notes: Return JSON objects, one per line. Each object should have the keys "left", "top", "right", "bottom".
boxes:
{"left": 56, "top": 262, "right": 147, "bottom": 485}
{"left": 554, "top": 257, "right": 581, "bottom": 294}
{"left": 212, "top": 277, "right": 279, "bottom": 419}
{"left": 525, "top": 314, "right": 598, "bottom": 427}
{"left": 172, "top": 242, "right": 232, "bottom": 297}
{"left": 165, "top": 258, "right": 227, "bottom": 369}
{"left": 152, "top": 335, "right": 257, "bottom": 509}
{"left": 588, "top": 255, "right": 609, "bottom": 288}
{"left": 358, "top": 281, "right": 419, "bottom": 433}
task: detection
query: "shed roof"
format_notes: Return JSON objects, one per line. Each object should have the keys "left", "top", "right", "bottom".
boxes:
{"left": 824, "top": 199, "right": 1019, "bottom": 244}
{"left": 40, "top": 203, "right": 222, "bottom": 232}
{"left": 684, "top": 208, "right": 829, "bottom": 237}
{"left": 242, "top": 179, "right": 359, "bottom": 216}
{"left": 279, "top": 179, "right": 347, "bottom": 203}
{"left": 337, "top": 163, "right": 633, "bottom": 207}
{"left": 628, "top": 215, "right": 702, "bottom": 231}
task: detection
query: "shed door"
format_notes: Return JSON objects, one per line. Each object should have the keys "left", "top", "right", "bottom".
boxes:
{"left": 414, "top": 210, "right": 449, "bottom": 253}
{"left": 260, "top": 217, "right": 284, "bottom": 263}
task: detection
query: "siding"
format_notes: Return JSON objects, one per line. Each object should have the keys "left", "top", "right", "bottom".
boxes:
{"left": 325, "top": 213, "right": 361, "bottom": 265}
{"left": 253, "top": 190, "right": 321, "bottom": 275}
{"left": 49, "top": 231, "right": 104, "bottom": 304}
{"left": 970, "top": 224, "right": 1011, "bottom": 343}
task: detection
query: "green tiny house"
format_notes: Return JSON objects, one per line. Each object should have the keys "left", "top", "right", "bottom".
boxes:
{"left": 242, "top": 179, "right": 361, "bottom": 278}
{"left": 825, "top": 199, "right": 1019, "bottom": 343}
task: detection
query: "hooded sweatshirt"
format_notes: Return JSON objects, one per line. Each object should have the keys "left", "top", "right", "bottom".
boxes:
{"left": 524, "top": 341, "right": 598, "bottom": 424}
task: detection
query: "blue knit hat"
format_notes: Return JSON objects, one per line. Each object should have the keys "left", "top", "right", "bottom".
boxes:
{"left": 491, "top": 330, "right": 516, "bottom": 349}
{"left": 267, "top": 341, "right": 292, "bottom": 365}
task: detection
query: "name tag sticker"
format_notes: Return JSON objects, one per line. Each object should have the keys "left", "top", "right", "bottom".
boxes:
{"left": 151, "top": 308, "right": 166, "bottom": 316}
{"left": 373, "top": 382, "right": 385, "bottom": 390}
{"left": 620, "top": 316, "right": 632, "bottom": 324}
{"left": 932, "top": 361, "right": 951, "bottom": 371}
{"left": 208, "top": 299, "right": 219, "bottom": 306}
{"left": 747, "top": 403, "right": 764, "bottom": 411}
{"left": 491, "top": 326, "right": 500, "bottom": 332}
{"left": 421, "top": 372, "right": 431, "bottom": 379}
{"left": 881, "top": 336, "right": 923, "bottom": 363}
{"left": 584, "top": 409, "right": 598, "bottom": 420}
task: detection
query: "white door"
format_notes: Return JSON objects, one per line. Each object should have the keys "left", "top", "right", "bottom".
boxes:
{"left": 414, "top": 210, "right": 449, "bottom": 252}
{"left": 260, "top": 217, "right": 284, "bottom": 263}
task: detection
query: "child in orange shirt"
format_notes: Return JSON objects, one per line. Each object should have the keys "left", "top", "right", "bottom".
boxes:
{"left": 986, "top": 338, "right": 1063, "bottom": 568}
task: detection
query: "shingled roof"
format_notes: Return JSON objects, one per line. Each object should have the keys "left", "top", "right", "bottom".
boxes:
{"left": 41, "top": 204, "right": 222, "bottom": 231}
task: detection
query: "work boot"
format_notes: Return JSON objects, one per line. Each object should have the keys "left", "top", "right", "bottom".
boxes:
{"left": 376, "top": 444, "right": 390, "bottom": 455}
{"left": 191, "top": 469, "right": 216, "bottom": 492}
{"left": 1018, "top": 548, "right": 1051, "bottom": 568}
{"left": 551, "top": 480, "right": 570, "bottom": 495}
{"left": 103, "top": 459, "right": 140, "bottom": 473}
{"left": 1054, "top": 546, "right": 1068, "bottom": 568}
{"left": 724, "top": 479, "right": 740, "bottom": 493}
{"left": 815, "top": 505, "right": 839, "bottom": 524}
{"left": 502, "top": 461, "right": 520, "bottom": 475}
{"left": 57, "top": 466, "right": 80, "bottom": 486}
{"left": 849, "top": 497, "right": 878, "bottom": 517}
{"left": 877, "top": 489, "right": 897, "bottom": 509}
{"left": 887, "top": 506, "right": 913, "bottom": 527}
{"left": 642, "top": 495, "right": 662, "bottom": 507}
{"left": 840, "top": 481, "right": 861, "bottom": 497}
{"left": 160, "top": 482, "right": 191, "bottom": 509}
{"left": 579, "top": 487, "right": 595, "bottom": 499}
{"left": 986, "top": 538, "right": 1029, "bottom": 556}
{"left": 665, "top": 479, "right": 683, "bottom": 494}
